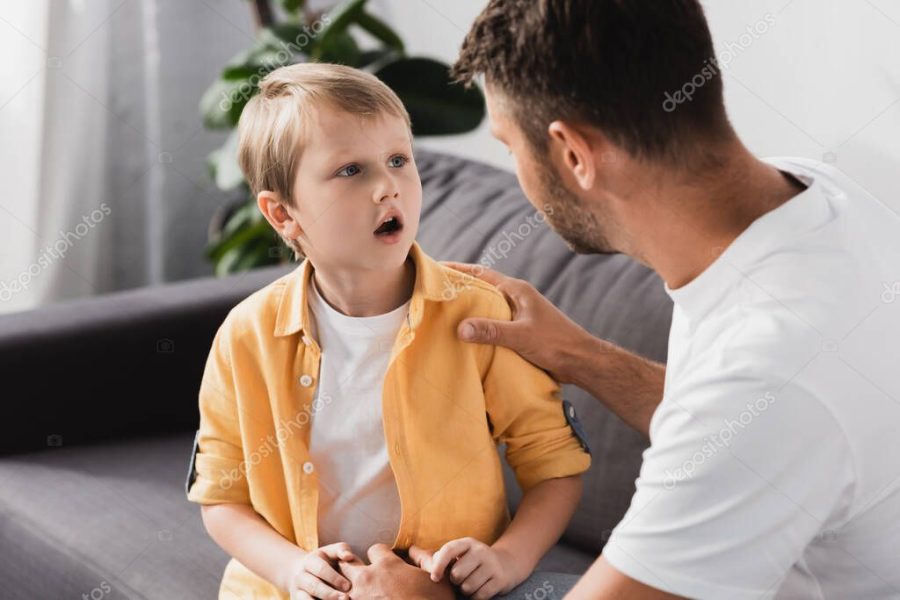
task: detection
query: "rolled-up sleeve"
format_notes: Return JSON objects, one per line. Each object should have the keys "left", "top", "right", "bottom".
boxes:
{"left": 186, "top": 324, "right": 252, "bottom": 505}
{"left": 481, "top": 296, "right": 591, "bottom": 492}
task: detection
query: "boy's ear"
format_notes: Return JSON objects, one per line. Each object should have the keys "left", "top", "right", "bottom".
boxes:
{"left": 257, "top": 191, "right": 303, "bottom": 239}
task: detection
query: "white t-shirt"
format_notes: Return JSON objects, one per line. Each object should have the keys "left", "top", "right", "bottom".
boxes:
{"left": 307, "top": 278, "right": 408, "bottom": 557}
{"left": 604, "top": 158, "right": 900, "bottom": 599}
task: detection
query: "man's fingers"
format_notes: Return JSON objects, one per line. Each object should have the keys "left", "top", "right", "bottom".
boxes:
{"left": 441, "top": 262, "right": 508, "bottom": 287}
{"left": 306, "top": 555, "right": 351, "bottom": 593}
{"left": 429, "top": 539, "right": 472, "bottom": 582}
{"left": 337, "top": 558, "right": 365, "bottom": 580}
{"left": 290, "top": 590, "right": 314, "bottom": 600}
{"left": 408, "top": 544, "right": 434, "bottom": 570}
{"left": 366, "top": 542, "right": 396, "bottom": 565}
{"left": 458, "top": 317, "right": 522, "bottom": 346}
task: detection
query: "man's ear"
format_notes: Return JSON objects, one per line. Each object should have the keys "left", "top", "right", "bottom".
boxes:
{"left": 547, "top": 121, "right": 599, "bottom": 191}
{"left": 256, "top": 191, "right": 303, "bottom": 239}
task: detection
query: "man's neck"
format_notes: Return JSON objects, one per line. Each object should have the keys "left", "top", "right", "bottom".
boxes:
{"left": 621, "top": 146, "right": 807, "bottom": 291}
{"left": 311, "top": 256, "right": 415, "bottom": 318}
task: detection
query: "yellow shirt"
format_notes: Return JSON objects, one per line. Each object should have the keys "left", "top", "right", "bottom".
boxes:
{"left": 186, "top": 242, "right": 591, "bottom": 599}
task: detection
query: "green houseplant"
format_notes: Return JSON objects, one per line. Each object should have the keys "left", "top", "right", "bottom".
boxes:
{"left": 203, "top": 0, "right": 485, "bottom": 275}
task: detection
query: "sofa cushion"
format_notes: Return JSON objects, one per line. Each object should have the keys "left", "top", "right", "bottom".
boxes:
{"left": 0, "top": 433, "right": 224, "bottom": 599}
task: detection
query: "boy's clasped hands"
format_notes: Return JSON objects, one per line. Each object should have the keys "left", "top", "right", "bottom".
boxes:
{"left": 285, "top": 538, "right": 526, "bottom": 600}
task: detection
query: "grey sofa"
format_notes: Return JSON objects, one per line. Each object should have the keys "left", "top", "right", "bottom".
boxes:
{"left": 0, "top": 151, "right": 672, "bottom": 599}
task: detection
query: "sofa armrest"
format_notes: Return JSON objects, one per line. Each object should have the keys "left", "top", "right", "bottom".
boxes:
{"left": 0, "top": 266, "right": 290, "bottom": 455}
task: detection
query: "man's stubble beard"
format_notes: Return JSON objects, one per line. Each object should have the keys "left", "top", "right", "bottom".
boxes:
{"left": 536, "top": 161, "right": 618, "bottom": 255}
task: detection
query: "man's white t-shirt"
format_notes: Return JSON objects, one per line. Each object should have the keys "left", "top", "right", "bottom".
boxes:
{"left": 307, "top": 278, "right": 407, "bottom": 557}
{"left": 604, "top": 158, "right": 900, "bottom": 599}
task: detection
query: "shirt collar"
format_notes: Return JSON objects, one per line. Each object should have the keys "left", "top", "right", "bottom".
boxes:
{"left": 664, "top": 158, "right": 836, "bottom": 323}
{"left": 273, "top": 241, "right": 453, "bottom": 338}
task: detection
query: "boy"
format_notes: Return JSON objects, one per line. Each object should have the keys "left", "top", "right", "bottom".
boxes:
{"left": 186, "top": 63, "right": 591, "bottom": 600}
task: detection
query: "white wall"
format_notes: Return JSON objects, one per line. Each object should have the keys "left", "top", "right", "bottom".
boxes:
{"left": 369, "top": 0, "right": 514, "bottom": 171}
{"left": 375, "top": 0, "right": 900, "bottom": 214}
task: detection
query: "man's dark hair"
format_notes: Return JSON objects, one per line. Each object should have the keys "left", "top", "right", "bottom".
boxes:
{"left": 453, "top": 0, "right": 732, "bottom": 163}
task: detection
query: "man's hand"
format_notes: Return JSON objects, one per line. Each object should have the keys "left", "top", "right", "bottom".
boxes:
{"left": 414, "top": 537, "right": 524, "bottom": 600}
{"left": 445, "top": 262, "right": 665, "bottom": 437}
{"left": 443, "top": 262, "right": 596, "bottom": 384}
{"left": 338, "top": 543, "right": 455, "bottom": 600}
{"left": 283, "top": 542, "right": 357, "bottom": 600}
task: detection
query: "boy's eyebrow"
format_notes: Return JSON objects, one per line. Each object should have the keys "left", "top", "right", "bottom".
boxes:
{"left": 322, "top": 139, "right": 414, "bottom": 166}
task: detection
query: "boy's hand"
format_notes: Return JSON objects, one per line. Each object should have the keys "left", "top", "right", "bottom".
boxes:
{"left": 285, "top": 542, "right": 357, "bottom": 600}
{"left": 414, "top": 537, "right": 525, "bottom": 600}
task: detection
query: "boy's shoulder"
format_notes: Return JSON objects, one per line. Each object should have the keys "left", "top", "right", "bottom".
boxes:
{"left": 435, "top": 263, "right": 513, "bottom": 321}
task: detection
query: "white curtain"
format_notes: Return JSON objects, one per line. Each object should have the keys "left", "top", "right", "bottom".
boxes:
{"left": 0, "top": 0, "right": 253, "bottom": 314}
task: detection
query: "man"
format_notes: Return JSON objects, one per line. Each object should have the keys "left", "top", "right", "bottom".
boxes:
{"left": 343, "top": 1, "right": 900, "bottom": 598}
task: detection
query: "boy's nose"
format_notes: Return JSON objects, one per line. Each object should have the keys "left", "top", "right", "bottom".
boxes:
{"left": 373, "top": 190, "right": 400, "bottom": 204}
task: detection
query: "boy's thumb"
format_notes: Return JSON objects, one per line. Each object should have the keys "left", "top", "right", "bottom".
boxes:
{"left": 458, "top": 318, "right": 508, "bottom": 345}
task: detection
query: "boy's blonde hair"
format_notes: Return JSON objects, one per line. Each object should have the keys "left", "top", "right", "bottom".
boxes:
{"left": 237, "top": 63, "right": 412, "bottom": 260}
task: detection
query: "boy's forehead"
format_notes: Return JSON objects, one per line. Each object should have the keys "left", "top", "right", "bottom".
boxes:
{"left": 305, "top": 103, "right": 410, "bottom": 153}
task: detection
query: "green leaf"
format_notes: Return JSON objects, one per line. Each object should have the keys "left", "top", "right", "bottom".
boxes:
{"left": 374, "top": 57, "right": 485, "bottom": 136}
{"left": 207, "top": 129, "right": 245, "bottom": 191}
{"left": 276, "top": 0, "right": 304, "bottom": 16}
{"left": 209, "top": 218, "right": 272, "bottom": 264}
{"left": 221, "top": 201, "right": 262, "bottom": 239}
{"left": 355, "top": 10, "right": 404, "bottom": 52}
{"left": 311, "top": 0, "right": 366, "bottom": 60}
{"left": 200, "top": 77, "right": 256, "bottom": 129}
{"left": 316, "top": 30, "right": 361, "bottom": 66}
{"left": 215, "top": 235, "right": 276, "bottom": 275}
{"left": 237, "top": 237, "right": 277, "bottom": 271}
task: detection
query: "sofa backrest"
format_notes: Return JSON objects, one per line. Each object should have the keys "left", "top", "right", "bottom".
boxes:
{"left": 415, "top": 151, "right": 672, "bottom": 556}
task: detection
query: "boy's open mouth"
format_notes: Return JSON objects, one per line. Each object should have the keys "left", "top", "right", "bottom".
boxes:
{"left": 374, "top": 215, "right": 403, "bottom": 236}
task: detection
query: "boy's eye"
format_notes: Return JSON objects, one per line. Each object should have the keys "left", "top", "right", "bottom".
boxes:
{"left": 389, "top": 155, "right": 408, "bottom": 168}
{"left": 336, "top": 164, "right": 361, "bottom": 177}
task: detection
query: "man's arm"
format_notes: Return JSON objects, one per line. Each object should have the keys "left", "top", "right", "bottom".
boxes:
{"left": 444, "top": 262, "right": 664, "bottom": 437}
{"left": 565, "top": 557, "right": 685, "bottom": 600}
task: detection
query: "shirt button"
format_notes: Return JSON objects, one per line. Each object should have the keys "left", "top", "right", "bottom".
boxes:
{"left": 302, "top": 462, "right": 314, "bottom": 474}
{"left": 299, "top": 374, "right": 314, "bottom": 387}
{"left": 568, "top": 405, "right": 577, "bottom": 419}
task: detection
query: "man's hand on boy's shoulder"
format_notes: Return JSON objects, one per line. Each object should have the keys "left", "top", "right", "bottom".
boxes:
{"left": 338, "top": 543, "right": 455, "bottom": 600}
{"left": 442, "top": 262, "right": 595, "bottom": 385}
